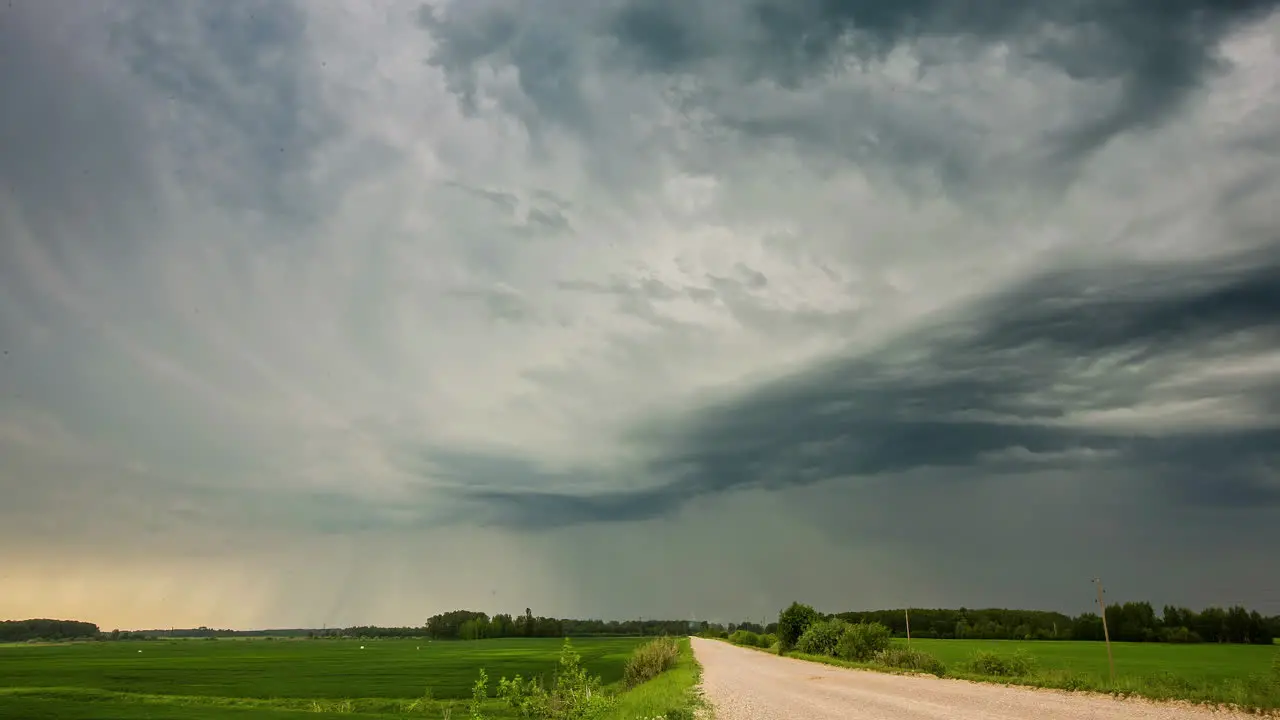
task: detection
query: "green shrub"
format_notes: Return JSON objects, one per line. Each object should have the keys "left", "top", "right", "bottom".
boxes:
{"left": 796, "top": 619, "right": 848, "bottom": 656}
{"left": 965, "top": 649, "right": 1038, "bottom": 677}
{"left": 1160, "top": 626, "right": 1200, "bottom": 643}
{"left": 759, "top": 633, "right": 778, "bottom": 648}
{"left": 470, "top": 668, "right": 489, "bottom": 720}
{"left": 777, "top": 602, "right": 821, "bottom": 652}
{"left": 728, "top": 630, "right": 761, "bottom": 648}
{"left": 1061, "top": 675, "right": 1088, "bottom": 691}
{"left": 487, "top": 639, "right": 615, "bottom": 720}
{"left": 497, "top": 673, "right": 546, "bottom": 719}
{"left": 622, "top": 636, "right": 681, "bottom": 688}
{"left": 835, "top": 622, "right": 892, "bottom": 662}
{"left": 874, "top": 647, "right": 946, "bottom": 676}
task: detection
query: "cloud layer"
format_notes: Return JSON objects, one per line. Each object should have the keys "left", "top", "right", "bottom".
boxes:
{"left": 1, "top": 0, "right": 1278, "bottom": 629}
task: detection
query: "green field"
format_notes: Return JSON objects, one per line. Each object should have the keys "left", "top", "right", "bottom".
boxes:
{"left": 0, "top": 637, "right": 700, "bottom": 719}
{"left": 907, "top": 638, "right": 1277, "bottom": 686}
{"left": 780, "top": 637, "right": 1280, "bottom": 711}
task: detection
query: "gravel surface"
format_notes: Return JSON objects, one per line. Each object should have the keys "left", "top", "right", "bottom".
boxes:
{"left": 691, "top": 637, "right": 1254, "bottom": 720}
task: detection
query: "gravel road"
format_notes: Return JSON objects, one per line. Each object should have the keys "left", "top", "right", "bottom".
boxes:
{"left": 691, "top": 637, "right": 1253, "bottom": 720}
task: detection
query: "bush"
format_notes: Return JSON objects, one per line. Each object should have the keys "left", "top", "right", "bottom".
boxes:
{"left": 759, "top": 633, "right": 778, "bottom": 649}
{"left": 728, "top": 630, "right": 761, "bottom": 648}
{"left": 622, "top": 636, "right": 681, "bottom": 688}
{"left": 487, "top": 639, "right": 616, "bottom": 720}
{"left": 777, "top": 602, "right": 821, "bottom": 652}
{"left": 835, "top": 622, "right": 892, "bottom": 662}
{"left": 796, "top": 619, "right": 848, "bottom": 656}
{"left": 965, "top": 650, "right": 1038, "bottom": 677}
{"left": 874, "top": 647, "right": 946, "bottom": 677}
{"left": 1160, "top": 626, "right": 1201, "bottom": 643}
{"left": 1062, "top": 675, "right": 1089, "bottom": 692}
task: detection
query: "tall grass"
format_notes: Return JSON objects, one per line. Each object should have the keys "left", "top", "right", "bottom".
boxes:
{"left": 622, "top": 637, "right": 681, "bottom": 689}
{"left": 473, "top": 637, "right": 699, "bottom": 720}
{"left": 964, "top": 649, "right": 1037, "bottom": 677}
{"left": 605, "top": 638, "right": 704, "bottom": 720}
{"left": 874, "top": 647, "right": 946, "bottom": 677}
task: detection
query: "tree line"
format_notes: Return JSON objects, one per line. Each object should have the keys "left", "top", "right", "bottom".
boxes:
{"left": 422, "top": 609, "right": 695, "bottom": 641}
{"left": 1, "top": 619, "right": 100, "bottom": 642}
{"left": 2, "top": 611, "right": 700, "bottom": 642}
{"left": 823, "top": 603, "right": 1277, "bottom": 644}
{"left": 8, "top": 601, "right": 1276, "bottom": 645}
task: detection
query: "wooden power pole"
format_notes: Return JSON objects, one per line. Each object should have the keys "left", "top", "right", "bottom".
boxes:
{"left": 904, "top": 608, "right": 911, "bottom": 648}
{"left": 1093, "top": 578, "right": 1115, "bottom": 683}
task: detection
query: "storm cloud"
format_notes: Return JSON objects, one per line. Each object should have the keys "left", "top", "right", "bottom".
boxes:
{"left": 457, "top": 249, "right": 1280, "bottom": 527}
{"left": 1, "top": 0, "right": 1278, "bottom": 629}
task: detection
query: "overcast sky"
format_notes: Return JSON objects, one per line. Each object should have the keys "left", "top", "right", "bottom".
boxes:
{"left": 2, "top": 1, "right": 1279, "bottom": 631}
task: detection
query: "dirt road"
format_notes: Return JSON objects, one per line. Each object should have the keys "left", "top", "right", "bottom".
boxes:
{"left": 690, "top": 637, "right": 1252, "bottom": 720}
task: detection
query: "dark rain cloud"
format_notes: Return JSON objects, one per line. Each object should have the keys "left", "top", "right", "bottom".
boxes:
{"left": 611, "top": 0, "right": 1280, "bottom": 154}
{"left": 416, "top": 0, "right": 1280, "bottom": 193}
{"left": 0, "top": 3, "right": 159, "bottom": 263}
{"left": 107, "top": 1, "right": 336, "bottom": 221}
{"left": 416, "top": 1, "right": 593, "bottom": 138}
{"left": 446, "top": 247, "right": 1280, "bottom": 529}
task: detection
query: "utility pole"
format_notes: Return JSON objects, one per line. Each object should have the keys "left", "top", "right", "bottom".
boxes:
{"left": 1093, "top": 578, "right": 1115, "bottom": 683}
{"left": 904, "top": 608, "right": 911, "bottom": 648}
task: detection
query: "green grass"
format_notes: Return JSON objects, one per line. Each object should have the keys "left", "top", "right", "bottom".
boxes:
{"left": 0, "top": 637, "right": 643, "bottom": 700}
{"left": 605, "top": 638, "right": 703, "bottom": 720}
{"left": 0, "top": 637, "right": 691, "bottom": 718}
{"left": 765, "top": 638, "right": 1280, "bottom": 713}
{"left": 0, "top": 689, "right": 388, "bottom": 719}
{"left": 908, "top": 638, "right": 1276, "bottom": 686}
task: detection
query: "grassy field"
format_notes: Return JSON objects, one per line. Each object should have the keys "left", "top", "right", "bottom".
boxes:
{"left": 0, "top": 636, "right": 703, "bottom": 719}
{"left": 906, "top": 638, "right": 1277, "bottom": 686}
{"left": 777, "top": 637, "right": 1280, "bottom": 712}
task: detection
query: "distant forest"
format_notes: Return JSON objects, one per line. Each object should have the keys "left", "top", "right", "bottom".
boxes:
{"left": 5, "top": 601, "right": 1278, "bottom": 644}
{"left": 830, "top": 603, "right": 1277, "bottom": 644}
{"left": 0, "top": 619, "right": 100, "bottom": 642}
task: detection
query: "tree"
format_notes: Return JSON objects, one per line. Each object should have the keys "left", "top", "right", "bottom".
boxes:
{"left": 0, "top": 619, "right": 100, "bottom": 642}
{"left": 777, "top": 602, "right": 820, "bottom": 652}
{"left": 1195, "top": 607, "right": 1228, "bottom": 643}
{"left": 1247, "top": 611, "right": 1273, "bottom": 645}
